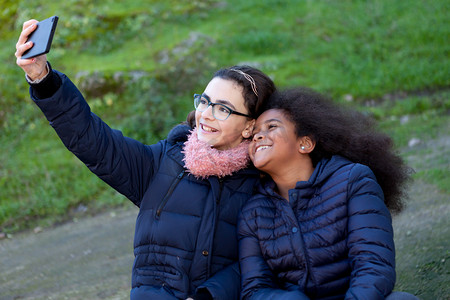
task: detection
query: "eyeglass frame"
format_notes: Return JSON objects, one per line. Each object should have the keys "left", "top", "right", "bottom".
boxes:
{"left": 193, "top": 93, "right": 252, "bottom": 120}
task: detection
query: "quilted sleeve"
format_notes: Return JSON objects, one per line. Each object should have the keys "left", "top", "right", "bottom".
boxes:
{"left": 31, "top": 71, "right": 164, "bottom": 206}
{"left": 346, "top": 164, "right": 396, "bottom": 300}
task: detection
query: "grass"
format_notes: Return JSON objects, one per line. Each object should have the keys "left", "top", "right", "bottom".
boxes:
{"left": 1, "top": 0, "right": 448, "bottom": 230}
{"left": 0, "top": 118, "right": 125, "bottom": 232}
{"left": 364, "top": 91, "right": 450, "bottom": 194}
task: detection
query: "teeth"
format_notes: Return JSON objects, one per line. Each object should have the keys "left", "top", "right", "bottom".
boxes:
{"left": 256, "top": 145, "right": 270, "bottom": 152}
{"left": 202, "top": 124, "right": 217, "bottom": 132}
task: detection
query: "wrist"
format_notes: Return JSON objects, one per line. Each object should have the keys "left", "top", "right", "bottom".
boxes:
{"left": 27, "top": 63, "right": 49, "bottom": 82}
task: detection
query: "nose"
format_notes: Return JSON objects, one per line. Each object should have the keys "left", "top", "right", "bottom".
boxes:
{"left": 252, "top": 131, "right": 265, "bottom": 141}
{"left": 201, "top": 104, "right": 215, "bottom": 120}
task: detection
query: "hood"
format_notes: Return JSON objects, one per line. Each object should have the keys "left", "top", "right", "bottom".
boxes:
{"left": 167, "top": 124, "right": 192, "bottom": 145}
{"left": 299, "top": 155, "right": 353, "bottom": 188}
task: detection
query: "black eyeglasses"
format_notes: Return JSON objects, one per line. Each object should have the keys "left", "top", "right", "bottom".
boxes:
{"left": 193, "top": 94, "right": 251, "bottom": 121}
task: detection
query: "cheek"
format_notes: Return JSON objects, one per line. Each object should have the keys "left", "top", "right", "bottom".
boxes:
{"left": 224, "top": 119, "right": 247, "bottom": 135}
{"left": 248, "top": 143, "right": 255, "bottom": 160}
{"left": 194, "top": 111, "right": 201, "bottom": 125}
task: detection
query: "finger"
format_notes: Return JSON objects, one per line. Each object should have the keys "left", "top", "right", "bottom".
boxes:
{"left": 16, "top": 52, "right": 37, "bottom": 69}
{"left": 17, "top": 21, "right": 38, "bottom": 48}
{"left": 16, "top": 56, "right": 36, "bottom": 67}
{"left": 15, "top": 41, "right": 33, "bottom": 58}
{"left": 22, "top": 19, "right": 38, "bottom": 31}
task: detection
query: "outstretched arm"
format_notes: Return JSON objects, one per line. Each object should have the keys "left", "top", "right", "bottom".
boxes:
{"left": 31, "top": 70, "right": 160, "bottom": 206}
{"left": 15, "top": 20, "right": 161, "bottom": 206}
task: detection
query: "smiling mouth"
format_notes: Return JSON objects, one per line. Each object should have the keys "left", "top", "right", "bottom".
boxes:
{"left": 201, "top": 123, "right": 218, "bottom": 133}
{"left": 255, "top": 145, "right": 271, "bottom": 152}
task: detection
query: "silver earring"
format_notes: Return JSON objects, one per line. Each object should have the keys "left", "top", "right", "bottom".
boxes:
{"left": 301, "top": 146, "right": 305, "bottom": 150}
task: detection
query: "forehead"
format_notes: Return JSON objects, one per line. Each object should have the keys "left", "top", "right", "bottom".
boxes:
{"left": 255, "top": 109, "right": 288, "bottom": 125}
{"left": 203, "top": 78, "right": 245, "bottom": 105}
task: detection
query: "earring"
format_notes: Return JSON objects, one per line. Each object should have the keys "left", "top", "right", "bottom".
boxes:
{"left": 301, "top": 146, "right": 305, "bottom": 150}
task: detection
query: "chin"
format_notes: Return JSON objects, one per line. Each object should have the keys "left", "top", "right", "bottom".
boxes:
{"left": 197, "top": 134, "right": 218, "bottom": 147}
{"left": 198, "top": 136, "right": 213, "bottom": 145}
{"left": 255, "top": 158, "right": 275, "bottom": 174}
{"left": 251, "top": 159, "right": 265, "bottom": 171}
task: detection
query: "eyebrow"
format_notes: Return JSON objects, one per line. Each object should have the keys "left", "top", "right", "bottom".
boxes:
{"left": 264, "top": 118, "right": 282, "bottom": 123}
{"left": 202, "top": 93, "right": 237, "bottom": 110}
{"left": 254, "top": 118, "right": 282, "bottom": 131}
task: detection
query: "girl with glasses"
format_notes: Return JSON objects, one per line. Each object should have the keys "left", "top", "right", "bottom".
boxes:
{"left": 238, "top": 87, "right": 418, "bottom": 300}
{"left": 15, "top": 19, "right": 276, "bottom": 300}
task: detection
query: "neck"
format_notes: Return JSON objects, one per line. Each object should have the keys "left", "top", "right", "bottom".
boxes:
{"left": 269, "top": 158, "right": 315, "bottom": 200}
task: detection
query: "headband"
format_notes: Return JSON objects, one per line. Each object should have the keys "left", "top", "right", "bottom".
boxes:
{"left": 229, "top": 69, "right": 259, "bottom": 97}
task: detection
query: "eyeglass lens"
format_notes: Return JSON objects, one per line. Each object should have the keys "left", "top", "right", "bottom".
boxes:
{"left": 194, "top": 95, "right": 231, "bottom": 120}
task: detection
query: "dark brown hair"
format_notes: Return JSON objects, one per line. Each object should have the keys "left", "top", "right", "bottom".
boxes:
{"left": 266, "top": 87, "right": 411, "bottom": 214}
{"left": 185, "top": 65, "right": 276, "bottom": 127}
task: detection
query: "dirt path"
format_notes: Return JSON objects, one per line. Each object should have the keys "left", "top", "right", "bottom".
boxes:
{"left": 0, "top": 207, "right": 138, "bottom": 300}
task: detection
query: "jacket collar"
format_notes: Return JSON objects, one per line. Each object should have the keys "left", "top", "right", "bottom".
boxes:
{"left": 259, "top": 155, "right": 353, "bottom": 195}
{"left": 166, "top": 124, "right": 191, "bottom": 166}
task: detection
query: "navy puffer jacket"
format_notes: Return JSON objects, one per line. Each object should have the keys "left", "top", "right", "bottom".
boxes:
{"left": 238, "top": 156, "right": 395, "bottom": 300}
{"left": 31, "top": 71, "right": 260, "bottom": 299}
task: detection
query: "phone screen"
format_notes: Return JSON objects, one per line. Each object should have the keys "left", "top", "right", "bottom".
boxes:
{"left": 22, "top": 16, "right": 59, "bottom": 59}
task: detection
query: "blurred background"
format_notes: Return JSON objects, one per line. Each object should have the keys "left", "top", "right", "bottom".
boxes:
{"left": 0, "top": 0, "right": 448, "bottom": 299}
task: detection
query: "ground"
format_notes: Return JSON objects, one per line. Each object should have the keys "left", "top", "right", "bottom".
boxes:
{"left": 0, "top": 208, "right": 136, "bottom": 299}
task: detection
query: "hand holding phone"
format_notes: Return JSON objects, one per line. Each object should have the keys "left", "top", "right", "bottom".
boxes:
{"left": 21, "top": 16, "right": 59, "bottom": 59}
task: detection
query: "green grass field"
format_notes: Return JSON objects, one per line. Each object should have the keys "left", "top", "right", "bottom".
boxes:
{"left": 0, "top": 0, "right": 448, "bottom": 298}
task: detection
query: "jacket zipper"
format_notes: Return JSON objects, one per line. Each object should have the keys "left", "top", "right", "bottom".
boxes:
{"left": 216, "top": 178, "right": 223, "bottom": 204}
{"left": 155, "top": 170, "right": 186, "bottom": 218}
{"left": 206, "top": 178, "right": 224, "bottom": 278}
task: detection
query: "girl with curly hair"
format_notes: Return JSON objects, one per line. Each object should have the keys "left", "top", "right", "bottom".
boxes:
{"left": 238, "top": 87, "right": 418, "bottom": 299}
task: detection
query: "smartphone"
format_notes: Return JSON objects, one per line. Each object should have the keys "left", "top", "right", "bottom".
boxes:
{"left": 22, "top": 16, "right": 59, "bottom": 59}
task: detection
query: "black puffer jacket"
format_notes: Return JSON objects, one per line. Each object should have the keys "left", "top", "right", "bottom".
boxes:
{"left": 31, "top": 70, "right": 260, "bottom": 299}
{"left": 238, "top": 156, "right": 395, "bottom": 300}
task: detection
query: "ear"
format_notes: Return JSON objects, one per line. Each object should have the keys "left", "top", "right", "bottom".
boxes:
{"left": 298, "top": 136, "right": 316, "bottom": 153}
{"left": 242, "top": 119, "right": 255, "bottom": 139}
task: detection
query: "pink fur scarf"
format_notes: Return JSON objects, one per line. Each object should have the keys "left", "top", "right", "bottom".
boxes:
{"left": 182, "top": 130, "right": 251, "bottom": 179}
